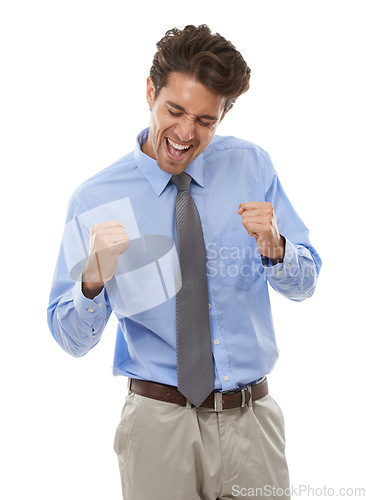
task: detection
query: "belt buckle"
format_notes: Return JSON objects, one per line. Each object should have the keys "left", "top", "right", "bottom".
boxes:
{"left": 214, "top": 392, "right": 224, "bottom": 412}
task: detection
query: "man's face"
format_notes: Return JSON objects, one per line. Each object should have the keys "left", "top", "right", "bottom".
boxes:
{"left": 142, "top": 71, "right": 227, "bottom": 175}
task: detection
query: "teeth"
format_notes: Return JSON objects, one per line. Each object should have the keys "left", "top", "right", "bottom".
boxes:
{"left": 167, "top": 138, "right": 190, "bottom": 150}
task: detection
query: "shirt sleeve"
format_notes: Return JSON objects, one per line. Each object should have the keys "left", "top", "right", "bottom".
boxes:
{"left": 47, "top": 196, "right": 112, "bottom": 357}
{"left": 258, "top": 148, "right": 322, "bottom": 302}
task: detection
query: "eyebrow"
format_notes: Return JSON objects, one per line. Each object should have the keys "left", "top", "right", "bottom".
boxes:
{"left": 166, "top": 101, "right": 219, "bottom": 121}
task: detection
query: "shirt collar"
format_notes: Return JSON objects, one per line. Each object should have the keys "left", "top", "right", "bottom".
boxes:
{"left": 134, "top": 128, "right": 204, "bottom": 196}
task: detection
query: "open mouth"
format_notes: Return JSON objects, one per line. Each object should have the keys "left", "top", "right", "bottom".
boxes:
{"left": 165, "top": 137, "right": 192, "bottom": 160}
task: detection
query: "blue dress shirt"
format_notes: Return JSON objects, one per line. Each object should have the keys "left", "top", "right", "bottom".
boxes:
{"left": 47, "top": 128, "right": 321, "bottom": 391}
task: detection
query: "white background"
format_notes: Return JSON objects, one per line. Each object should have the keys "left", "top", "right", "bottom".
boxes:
{"left": 1, "top": 1, "right": 365, "bottom": 498}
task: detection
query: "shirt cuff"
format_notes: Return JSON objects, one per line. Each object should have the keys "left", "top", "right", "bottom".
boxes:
{"left": 261, "top": 235, "right": 297, "bottom": 278}
{"left": 72, "top": 281, "right": 107, "bottom": 326}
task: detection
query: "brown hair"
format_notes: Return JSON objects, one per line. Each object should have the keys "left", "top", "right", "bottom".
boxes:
{"left": 150, "top": 24, "right": 251, "bottom": 112}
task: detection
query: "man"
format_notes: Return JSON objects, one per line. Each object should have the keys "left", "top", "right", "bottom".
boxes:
{"left": 48, "top": 25, "right": 321, "bottom": 499}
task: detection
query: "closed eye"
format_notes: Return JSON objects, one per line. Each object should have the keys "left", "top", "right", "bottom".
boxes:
{"left": 168, "top": 107, "right": 215, "bottom": 127}
{"left": 168, "top": 109, "right": 182, "bottom": 117}
{"left": 197, "top": 119, "right": 214, "bottom": 127}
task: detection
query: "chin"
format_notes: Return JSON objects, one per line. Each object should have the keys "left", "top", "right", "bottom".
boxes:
{"left": 156, "top": 151, "right": 194, "bottom": 175}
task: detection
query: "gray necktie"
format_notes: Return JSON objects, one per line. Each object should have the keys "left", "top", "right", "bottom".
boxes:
{"left": 170, "top": 172, "right": 214, "bottom": 407}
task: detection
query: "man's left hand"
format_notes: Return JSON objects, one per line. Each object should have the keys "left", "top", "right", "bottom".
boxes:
{"left": 238, "top": 202, "right": 285, "bottom": 262}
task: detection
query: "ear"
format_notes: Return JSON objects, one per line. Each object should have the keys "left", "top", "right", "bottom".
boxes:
{"left": 146, "top": 76, "right": 156, "bottom": 109}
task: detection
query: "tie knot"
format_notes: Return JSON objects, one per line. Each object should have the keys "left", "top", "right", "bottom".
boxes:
{"left": 170, "top": 171, "right": 192, "bottom": 192}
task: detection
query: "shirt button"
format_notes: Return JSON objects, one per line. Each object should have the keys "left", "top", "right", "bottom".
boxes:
{"left": 98, "top": 302, "right": 102, "bottom": 307}
{"left": 208, "top": 303, "right": 212, "bottom": 309}
{"left": 224, "top": 375, "right": 229, "bottom": 382}
{"left": 92, "top": 335, "right": 96, "bottom": 339}
{"left": 278, "top": 270, "right": 284, "bottom": 275}
{"left": 87, "top": 308, "right": 94, "bottom": 313}
{"left": 214, "top": 339, "right": 220, "bottom": 346}
{"left": 286, "top": 264, "right": 290, "bottom": 270}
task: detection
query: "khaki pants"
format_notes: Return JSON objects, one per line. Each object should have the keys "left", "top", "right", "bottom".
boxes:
{"left": 114, "top": 388, "right": 290, "bottom": 500}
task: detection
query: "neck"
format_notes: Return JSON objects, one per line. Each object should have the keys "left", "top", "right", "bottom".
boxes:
{"left": 141, "top": 136, "right": 155, "bottom": 160}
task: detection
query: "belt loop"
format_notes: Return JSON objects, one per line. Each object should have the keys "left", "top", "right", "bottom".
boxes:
{"left": 214, "top": 392, "right": 223, "bottom": 412}
{"left": 241, "top": 385, "right": 252, "bottom": 407}
{"left": 186, "top": 398, "right": 192, "bottom": 409}
{"left": 240, "top": 388, "right": 246, "bottom": 407}
{"left": 127, "top": 378, "right": 132, "bottom": 395}
{"left": 246, "top": 385, "right": 252, "bottom": 407}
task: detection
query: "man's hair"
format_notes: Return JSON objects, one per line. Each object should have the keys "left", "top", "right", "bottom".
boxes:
{"left": 150, "top": 24, "right": 251, "bottom": 113}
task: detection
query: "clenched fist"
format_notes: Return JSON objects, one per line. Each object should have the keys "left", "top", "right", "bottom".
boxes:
{"left": 238, "top": 202, "right": 285, "bottom": 262}
{"left": 82, "top": 220, "right": 129, "bottom": 298}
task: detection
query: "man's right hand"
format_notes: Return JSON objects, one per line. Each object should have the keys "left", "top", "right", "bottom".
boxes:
{"left": 82, "top": 220, "right": 129, "bottom": 298}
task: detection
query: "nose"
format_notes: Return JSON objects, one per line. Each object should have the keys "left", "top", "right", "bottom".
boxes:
{"left": 175, "top": 116, "right": 195, "bottom": 142}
